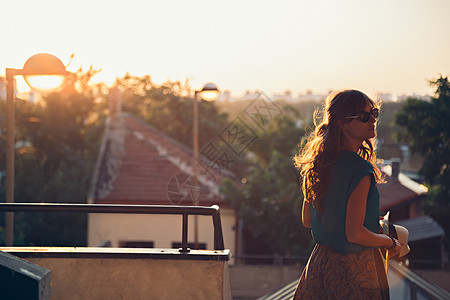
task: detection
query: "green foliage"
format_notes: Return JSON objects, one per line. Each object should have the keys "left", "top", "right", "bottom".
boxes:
{"left": 250, "top": 104, "right": 305, "bottom": 166}
{"left": 377, "top": 102, "right": 406, "bottom": 144}
{"left": 221, "top": 151, "right": 312, "bottom": 256}
{"left": 220, "top": 106, "right": 312, "bottom": 256}
{"left": 0, "top": 69, "right": 107, "bottom": 246}
{"left": 395, "top": 75, "right": 450, "bottom": 240}
{"left": 115, "top": 74, "right": 229, "bottom": 149}
{"left": 14, "top": 93, "right": 105, "bottom": 246}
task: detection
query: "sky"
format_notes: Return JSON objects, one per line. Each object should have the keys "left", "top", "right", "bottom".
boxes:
{"left": 2, "top": 0, "right": 450, "bottom": 99}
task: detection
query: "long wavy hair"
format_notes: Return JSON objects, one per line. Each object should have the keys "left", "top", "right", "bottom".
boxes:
{"left": 293, "top": 89, "right": 383, "bottom": 211}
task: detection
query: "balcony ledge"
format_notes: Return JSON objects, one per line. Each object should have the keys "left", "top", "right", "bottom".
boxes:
{"left": 1, "top": 247, "right": 231, "bottom": 261}
{"left": 1, "top": 247, "right": 232, "bottom": 299}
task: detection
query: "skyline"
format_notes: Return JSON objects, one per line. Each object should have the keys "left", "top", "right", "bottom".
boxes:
{"left": 1, "top": 0, "right": 449, "bottom": 99}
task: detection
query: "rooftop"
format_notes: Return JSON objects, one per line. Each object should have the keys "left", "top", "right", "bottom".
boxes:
{"left": 397, "top": 215, "right": 445, "bottom": 242}
{"left": 89, "top": 112, "right": 235, "bottom": 206}
{"left": 377, "top": 164, "right": 428, "bottom": 211}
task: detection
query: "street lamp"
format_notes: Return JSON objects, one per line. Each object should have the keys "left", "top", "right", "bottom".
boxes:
{"left": 192, "top": 82, "right": 219, "bottom": 249}
{"left": 4, "top": 53, "right": 69, "bottom": 246}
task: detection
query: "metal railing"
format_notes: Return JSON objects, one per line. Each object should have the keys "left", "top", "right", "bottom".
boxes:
{"left": 389, "top": 260, "right": 450, "bottom": 300}
{"left": 0, "top": 203, "right": 225, "bottom": 253}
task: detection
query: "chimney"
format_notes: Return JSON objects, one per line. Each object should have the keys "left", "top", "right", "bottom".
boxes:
{"left": 108, "top": 86, "right": 122, "bottom": 123}
{"left": 391, "top": 158, "right": 401, "bottom": 181}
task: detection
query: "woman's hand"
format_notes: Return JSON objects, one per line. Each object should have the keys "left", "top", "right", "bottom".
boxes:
{"left": 385, "top": 236, "right": 403, "bottom": 258}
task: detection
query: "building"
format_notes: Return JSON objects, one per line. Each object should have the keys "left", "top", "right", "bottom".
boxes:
{"left": 378, "top": 159, "right": 428, "bottom": 221}
{"left": 87, "top": 89, "right": 238, "bottom": 255}
{"left": 396, "top": 94, "right": 432, "bottom": 102}
{"left": 375, "top": 92, "right": 394, "bottom": 102}
{"left": 377, "top": 159, "right": 446, "bottom": 268}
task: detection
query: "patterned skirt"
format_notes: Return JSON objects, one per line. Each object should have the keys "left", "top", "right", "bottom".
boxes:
{"left": 293, "top": 244, "right": 389, "bottom": 300}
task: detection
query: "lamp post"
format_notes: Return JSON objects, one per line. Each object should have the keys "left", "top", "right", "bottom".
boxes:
{"left": 4, "top": 53, "right": 69, "bottom": 246}
{"left": 192, "top": 83, "right": 219, "bottom": 249}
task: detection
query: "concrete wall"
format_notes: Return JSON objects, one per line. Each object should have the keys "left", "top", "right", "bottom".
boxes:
{"left": 25, "top": 256, "right": 231, "bottom": 300}
{"left": 88, "top": 207, "right": 236, "bottom": 255}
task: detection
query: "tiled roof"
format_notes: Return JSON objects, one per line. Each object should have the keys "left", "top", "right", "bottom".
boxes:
{"left": 88, "top": 113, "right": 235, "bottom": 206}
{"left": 396, "top": 215, "right": 445, "bottom": 242}
{"left": 377, "top": 165, "right": 428, "bottom": 211}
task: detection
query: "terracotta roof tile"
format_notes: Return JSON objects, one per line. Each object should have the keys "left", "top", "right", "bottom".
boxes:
{"left": 377, "top": 166, "right": 427, "bottom": 211}
{"left": 89, "top": 113, "right": 234, "bottom": 207}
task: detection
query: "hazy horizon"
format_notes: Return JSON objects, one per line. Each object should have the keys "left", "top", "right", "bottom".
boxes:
{"left": 2, "top": 0, "right": 449, "bottom": 99}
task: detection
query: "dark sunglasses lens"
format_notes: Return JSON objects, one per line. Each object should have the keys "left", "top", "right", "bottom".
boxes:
{"left": 359, "top": 109, "right": 379, "bottom": 122}
{"left": 360, "top": 112, "right": 370, "bottom": 122}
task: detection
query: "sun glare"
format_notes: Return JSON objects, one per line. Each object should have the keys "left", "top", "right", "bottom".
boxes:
{"left": 24, "top": 75, "right": 65, "bottom": 93}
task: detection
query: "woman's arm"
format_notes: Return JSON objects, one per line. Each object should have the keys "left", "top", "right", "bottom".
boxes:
{"left": 345, "top": 175, "right": 401, "bottom": 250}
{"left": 302, "top": 199, "right": 311, "bottom": 229}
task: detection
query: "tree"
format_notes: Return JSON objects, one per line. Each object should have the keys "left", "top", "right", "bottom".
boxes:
{"left": 221, "top": 150, "right": 312, "bottom": 258}
{"left": 115, "top": 74, "right": 229, "bottom": 150}
{"left": 249, "top": 104, "right": 304, "bottom": 166}
{"left": 395, "top": 75, "right": 450, "bottom": 243}
{"left": 220, "top": 106, "right": 312, "bottom": 258}
{"left": 0, "top": 67, "right": 107, "bottom": 246}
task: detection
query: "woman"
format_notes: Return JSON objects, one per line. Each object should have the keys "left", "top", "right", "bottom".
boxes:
{"left": 293, "top": 90, "right": 401, "bottom": 299}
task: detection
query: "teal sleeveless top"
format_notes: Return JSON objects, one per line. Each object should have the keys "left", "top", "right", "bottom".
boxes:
{"left": 310, "top": 151, "right": 380, "bottom": 254}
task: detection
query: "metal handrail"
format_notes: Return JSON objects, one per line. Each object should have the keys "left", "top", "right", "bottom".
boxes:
{"left": 0, "top": 203, "right": 225, "bottom": 253}
{"left": 389, "top": 260, "right": 450, "bottom": 300}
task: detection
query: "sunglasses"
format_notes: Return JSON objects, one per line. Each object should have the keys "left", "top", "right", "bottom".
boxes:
{"left": 345, "top": 108, "right": 379, "bottom": 123}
